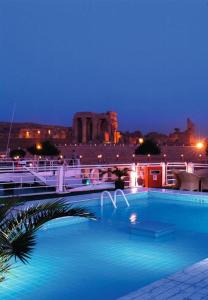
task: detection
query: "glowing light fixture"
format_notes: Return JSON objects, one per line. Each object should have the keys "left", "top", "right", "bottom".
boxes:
{"left": 139, "top": 138, "right": 144, "bottom": 144}
{"left": 196, "top": 142, "right": 204, "bottom": 150}
{"left": 36, "top": 143, "right": 42, "bottom": 150}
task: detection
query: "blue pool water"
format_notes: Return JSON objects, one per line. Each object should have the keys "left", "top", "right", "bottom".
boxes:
{"left": 2, "top": 192, "right": 208, "bottom": 299}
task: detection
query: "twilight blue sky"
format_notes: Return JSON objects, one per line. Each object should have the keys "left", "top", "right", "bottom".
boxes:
{"left": 0, "top": 0, "right": 208, "bottom": 134}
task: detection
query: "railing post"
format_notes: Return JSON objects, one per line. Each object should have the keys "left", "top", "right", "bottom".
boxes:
{"left": 187, "top": 162, "right": 194, "bottom": 173}
{"left": 161, "top": 162, "right": 166, "bottom": 186}
{"left": 130, "top": 163, "right": 137, "bottom": 187}
{"left": 56, "top": 166, "right": 65, "bottom": 193}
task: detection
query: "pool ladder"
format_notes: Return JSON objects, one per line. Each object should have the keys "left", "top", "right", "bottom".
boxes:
{"left": 100, "top": 189, "right": 130, "bottom": 208}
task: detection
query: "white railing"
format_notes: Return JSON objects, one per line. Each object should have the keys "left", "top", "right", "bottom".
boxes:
{"left": 165, "top": 162, "right": 187, "bottom": 185}
{"left": 0, "top": 162, "right": 134, "bottom": 198}
{"left": 0, "top": 161, "right": 208, "bottom": 198}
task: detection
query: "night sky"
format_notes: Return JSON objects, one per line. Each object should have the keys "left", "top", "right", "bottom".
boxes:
{"left": 0, "top": 0, "right": 208, "bottom": 134}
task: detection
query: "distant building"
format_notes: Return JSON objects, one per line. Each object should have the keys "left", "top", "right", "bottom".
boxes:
{"left": 120, "top": 131, "right": 143, "bottom": 145}
{"left": 0, "top": 122, "right": 72, "bottom": 151}
{"left": 0, "top": 114, "right": 199, "bottom": 153}
{"left": 168, "top": 118, "right": 196, "bottom": 146}
{"left": 72, "top": 111, "right": 120, "bottom": 144}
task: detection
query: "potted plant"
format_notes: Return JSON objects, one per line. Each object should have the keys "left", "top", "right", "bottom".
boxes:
{"left": 101, "top": 167, "right": 129, "bottom": 190}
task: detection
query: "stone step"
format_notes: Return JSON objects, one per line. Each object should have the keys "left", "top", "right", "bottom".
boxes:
{"left": 129, "top": 220, "right": 175, "bottom": 238}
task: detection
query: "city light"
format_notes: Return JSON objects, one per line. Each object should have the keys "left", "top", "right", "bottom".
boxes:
{"left": 138, "top": 138, "right": 144, "bottom": 144}
{"left": 36, "top": 143, "right": 42, "bottom": 150}
{"left": 196, "top": 142, "right": 204, "bottom": 150}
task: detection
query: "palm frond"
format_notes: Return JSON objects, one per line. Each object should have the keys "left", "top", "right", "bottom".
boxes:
{"left": 0, "top": 197, "right": 23, "bottom": 223}
{"left": 0, "top": 199, "right": 95, "bottom": 265}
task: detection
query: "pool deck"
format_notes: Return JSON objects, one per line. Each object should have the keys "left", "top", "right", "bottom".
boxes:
{"left": 118, "top": 258, "right": 208, "bottom": 300}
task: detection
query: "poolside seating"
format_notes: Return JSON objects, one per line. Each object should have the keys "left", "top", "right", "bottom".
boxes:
{"left": 174, "top": 171, "right": 200, "bottom": 191}
{"left": 173, "top": 170, "right": 181, "bottom": 189}
{"left": 200, "top": 177, "right": 208, "bottom": 191}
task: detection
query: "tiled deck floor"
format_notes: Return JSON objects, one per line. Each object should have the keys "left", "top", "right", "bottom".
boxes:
{"left": 118, "top": 258, "right": 208, "bottom": 300}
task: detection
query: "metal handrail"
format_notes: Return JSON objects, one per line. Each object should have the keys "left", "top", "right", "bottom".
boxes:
{"left": 100, "top": 191, "right": 117, "bottom": 208}
{"left": 114, "top": 189, "right": 130, "bottom": 207}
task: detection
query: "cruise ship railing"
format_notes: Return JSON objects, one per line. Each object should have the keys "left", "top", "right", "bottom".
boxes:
{"left": 0, "top": 162, "right": 135, "bottom": 198}
{"left": 1, "top": 161, "right": 208, "bottom": 198}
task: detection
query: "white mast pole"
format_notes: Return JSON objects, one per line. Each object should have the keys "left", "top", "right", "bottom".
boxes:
{"left": 6, "top": 103, "right": 16, "bottom": 158}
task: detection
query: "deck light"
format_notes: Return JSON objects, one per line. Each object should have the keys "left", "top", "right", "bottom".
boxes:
{"left": 139, "top": 138, "right": 144, "bottom": 144}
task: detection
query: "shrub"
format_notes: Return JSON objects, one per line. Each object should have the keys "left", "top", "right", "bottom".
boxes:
{"left": 27, "top": 141, "right": 60, "bottom": 157}
{"left": 10, "top": 149, "right": 26, "bottom": 159}
{"left": 135, "top": 139, "right": 161, "bottom": 155}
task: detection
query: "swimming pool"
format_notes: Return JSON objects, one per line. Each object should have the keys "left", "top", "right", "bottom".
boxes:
{"left": 1, "top": 190, "right": 208, "bottom": 300}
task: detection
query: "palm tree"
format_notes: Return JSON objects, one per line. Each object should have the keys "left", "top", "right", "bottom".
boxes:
{"left": 0, "top": 197, "right": 95, "bottom": 282}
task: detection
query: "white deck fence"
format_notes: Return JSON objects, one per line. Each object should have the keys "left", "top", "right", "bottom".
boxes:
{"left": 0, "top": 159, "right": 207, "bottom": 198}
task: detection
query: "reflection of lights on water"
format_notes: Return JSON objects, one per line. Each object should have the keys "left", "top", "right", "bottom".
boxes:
{"left": 129, "top": 213, "right": 137, "bottom": 224}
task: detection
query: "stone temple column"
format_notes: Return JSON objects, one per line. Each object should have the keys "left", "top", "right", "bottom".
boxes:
{"left": 92, "top": 118, "right": 98, "bottom": 142}
{"left": 73, "top": 118, "right": 78, "bottom": 143}
{"left": 107, "top": 123, "right": 112, "bottom": 142}
{"left": 82, "top": 117, "right": 87, "bottom": 143}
